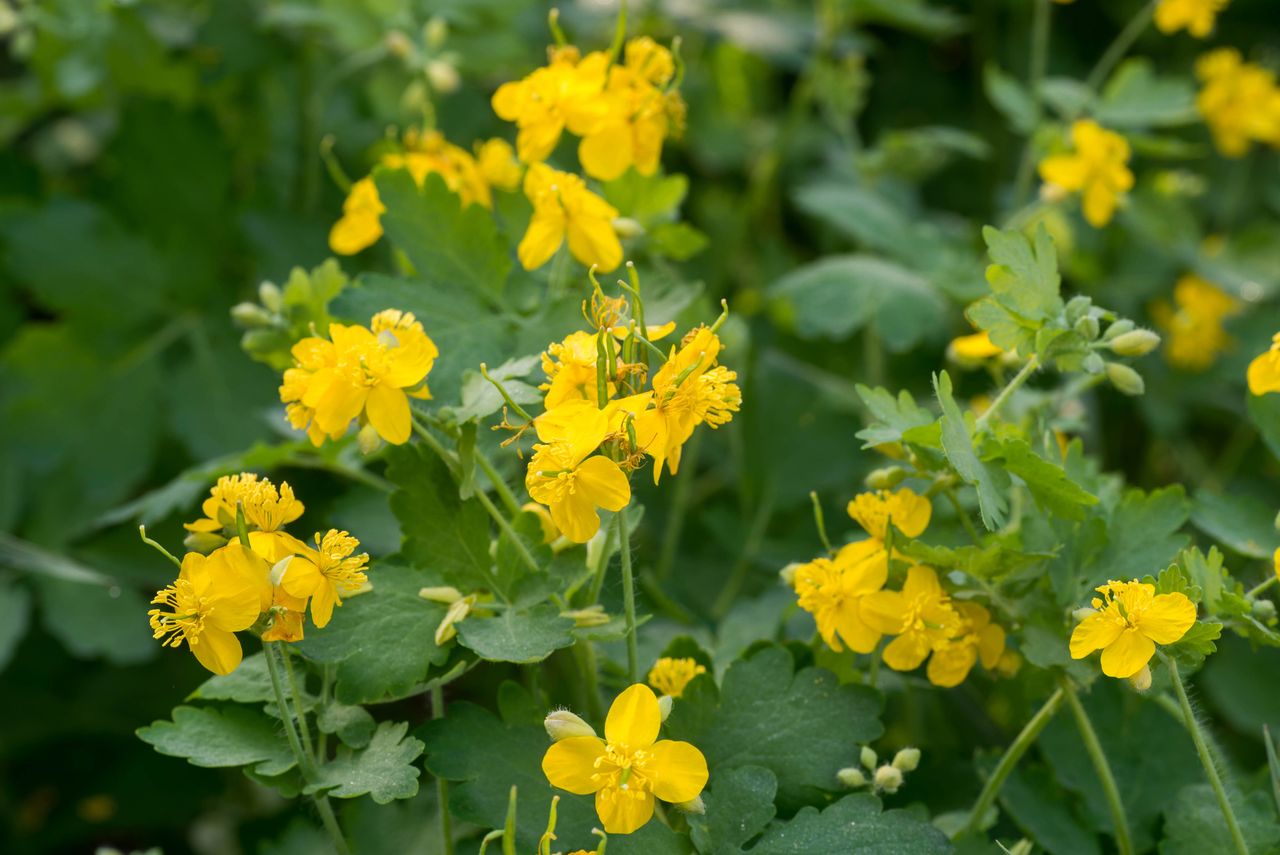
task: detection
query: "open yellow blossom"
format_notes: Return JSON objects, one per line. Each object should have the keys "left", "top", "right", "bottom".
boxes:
{"left": 183, "top": 473, "right": 306, "bottom": 558}
{"left": 541, "top": 330, "right": 614, "bottom": 409}
{"left": 518, "top": 163, "right": 624, "bottom": 272}
{"left": 1195, "top": 49, "right": 1280, "bottom": 158}
{"left": 1038, "top": 120, "right": 1134, "bottom": 228}
{"left": 475, "top": 138, "right": 522, "bottom": 191}
{"left": 280, "top": 309, "right": 437, "bottom": 446}
{"left": 1155, "top": 0, "right": 1228, "bottom": 38}
{"left": 648, "top": 657, "right": 706, "bottom": 698}
{"left": 793, "top": 539, "right": 891, "bottom": 654}
{"left": 542, "top": 684, "right": 708, "bottom": 835}
{"left": 526, "top": 408, "right": 631, "bottom": 543}
{"left": 862, "top": 565, "right": 963, "bottom": 673}
{"left": 279, "top": 530, "right": 370, "bottom": 629}
{"left": 1150, "top": 275, "right": 1239, "bottom": 371}
{"left": 148, "top": 545, "right": 265, "bottom": 675}
{"left": 947, "top": 331, "right": 1004, "bottom": 367}
{"left": 1247, "top": 333, "right": 1280, "bottom": 396}
{"left": 1070, "top": 580, "right": 1197, "bottom": 678}
{"left": 633, "top": 326, "right": 741, "bottom": 483}
{"left": 847, "top": 488, "right": 932, "bottom": 543}
{"left": 492, "top": 46, "right": 611, "bottom": 164}
{"left": 925, "top": 602, "right": 1006, "bottom": 688}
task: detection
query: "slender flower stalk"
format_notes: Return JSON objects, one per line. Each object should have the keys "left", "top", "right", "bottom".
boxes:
{"left": 617, "top": 506, "right": 639, "bottom": 683}
{"left": 1060, "top": 677, "right": 1134, "bottom": 855}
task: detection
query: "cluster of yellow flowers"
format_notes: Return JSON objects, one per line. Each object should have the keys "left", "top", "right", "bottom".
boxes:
{"left": 329, "top": 130, "right": 521, "bottom": 255}
{"left": 280, "top": 309, "right": 438, "bottom": 447}
{"left": 1150, "top": 274, "right": 1239, "bottom": 371}
{"left": 1248, "top": 331, "right": 1280, "bottom": 396}
{"left": 493, "top": 36, "right": 685, "bottom": 272}
{"left": 523, "top": 298, "right": 740, "bottom": 543}
{"left": 542, "top": 683, "right": 707, "bottom": 834}
{"left": 1154, "top": 0, "right": 1228, "bottom": 38}
{"left": 789, "top": 489, "right": 1016, "bottom": 688}
{"left": 149, "top": 474, "right": 369, "bottom": 674}
{"left": 1038, "top": 119, "right": 1134, "bottom": 228}
{"left": 1195, "top": 48, "right": 1280, "bottom": 158}
{"left": 1069, "top": 580, "right": 1197, "bottom": 680}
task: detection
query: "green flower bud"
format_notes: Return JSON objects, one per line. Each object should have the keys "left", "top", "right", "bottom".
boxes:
{"left": 1252, "top": 599, "right": 1276, "bottom": 622}
{"left": 658, "top": 695, "right": 673, "bottom": 722}
{"left": 426, "top": 59, "right": 461, "bottom": 94}
{"left": 230, "top": 302, "right": 274, "bottom": 328}
{"left": 1102, "top": 319, "right": 1135, "bottom": 341}
{"left": 675, "top": 794, "right": 705, "bottom": 815}
{"left": 544, "top": 709, "right": 597, "bottom": 742}
{"left": 837, "top": 767, "right": 867, "bottom": 788}
{"left": 860, "top": 746, "right": 878, "bottom": 770}
{"left": 1128, "top": 664, "right": 1152, "bottom": 692}
{"left": 612, "top": 217, "right": 645, "bottom": 239}
{"left": 779, "top": 563, "right": 800, "bottom": 587}
{"left": 1064, "top": 295, "right": 1092, "bottom": 325}
{"left": 873, "top": 764, "right": 904, "bottom": 794}
{"left": 561, "top": 605, "right": 612, "bottom": 628}
{"left": 183, "top": 530, "right": 227, "bottom": 554}
{"left": 418, "top": 586, "right": 463, "bottom": 604}
{"left": 1105, "top": 362, "right": 1145, "bottom": 396}
{"left": 891, "top": 747, "right": 920, "bottom": 772}
{"left": 258, "top": 281, "right": 284, "bottom": 312}
{"left": 865, "top": 466, "right": 907, "bottom": 490}
{"left": 357, "top": 423, "right": 382, "bottom": 455}
{"left": 1074, "top": 315, "right": 1100, "bottom": 341}
{"left": 424, "top": 17, "right": 449, "bottom": 49}
{"left": 1109, "top": 329, "right": 1161, "bottom": 358}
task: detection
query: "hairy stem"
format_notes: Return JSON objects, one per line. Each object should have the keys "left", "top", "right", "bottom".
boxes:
{"left": 617, "top": 506, "right": 639, "bottom": 683}
{"left": 974, "top": 356, "right": 1039, "bottom": 433}
{"left": 431, "top": 684, "right": 456, "bottom": 855}
{"left": 1060, "top": 678, "right": 1134, "bottom": 855}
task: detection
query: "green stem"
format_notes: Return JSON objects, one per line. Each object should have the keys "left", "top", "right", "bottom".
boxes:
{"left": 1060, "top": 678, "right": 1134, "bottom": 855}
{"left": 318, "top": 664, "right": 332, "bottom": 761}
{"left": 475, "top": 449, "right": 522, "bottom": 517}
{"left": 974, "top": 356, "right": 1039, "bottom": 433}
{"left": 962, "top": 686, "right": 1065, "bottom": 837}
{"left": 1164, "top": 655, "right": 1250, "bottom": 855}
{"left": 810, "top": 490, "right": 834, "bottom": 554}
{"left": 711, "top": 487, "right": 776, "bottom": 619}
{"left": 617, "top": 506, "right": 639, "bottom": 684}
{"left": 574, "top": 640, "right": 605, "bottom": 724}
{"left": 943, "top": 487, "right": 983, "bottom": 545}
{"left": 431, "top": 684, "right": 456, "bottom": 855}
{"left": 280, "top": 645, "right": 315, "bottom": 759}
{"left": 655, "top": 429, "right": 703, "bottom": 580}
{"left": 1083, "top": 0, "right": 1156, "bottom": 95}
{"left": 1010, "top": 0, "right": 1051, "bottom": 210}
{"left": 1247, "top": 576, "right": 1277, "bottom": 599}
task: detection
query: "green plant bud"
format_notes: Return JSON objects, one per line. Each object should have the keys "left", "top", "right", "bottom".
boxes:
{"left": 1252, "top": 599, "right": 1276, "bottom": 622}
{"left": 778, "top": 563, "right": 800, "bottom": 587}
{"left": 860, "top": 746, "right": 878, "bottom": 770}
{"left": 434, "top": 596, "right": 473, "bottom": 646}
{"left": 1103, "top": 319, "right": 1135, "bottom": 341}
{"left": 183, "top": 530, "right": 227, "bottom": 554}
{"left": 1128, "top": 664, "right": 1152, "bottom": 692}
{"left": 837, "top": 767, "right": 867, "bottom": 788}
{"left": 1064, "top": 295, "right": 1092, "bottom": 324}
{"left": 1109, "top": 329, "right": 1161, "bottom": 357}
{"left": 424, "top": 17, "right": 449, "bottom": 49}
{"left": 873, "top": 764, "right": 904, "bottom": 794}
{"left": 385, "top": 30, "right": 414, "bottom": 59}
{"left": 1074, "top": 315, "right": 1100, "bottom": 341}
{"left": 675, "top": 794, "right": 705, "bottom": 815}
{"left": 612, "top": 217, "right": 645, "bottom": 239}
{"left": 426, "top": 59, "right": 461, "bottom": 94}
{"left": 230, "top": 302, "right": 274, "bottom": 328}
{"left": 1082, "top": 351, "right": 1106, "bottom": 374}
{"left": 865, "top": 466, "right": 907, "bottom": 490}
{"left": 892, "top": 747, "right": 921, "bottom": 772}
{"left": 658, "top": 695, "right": 673, "bottom": 722}
{"left": 544, "top": 709, "right": 597, "bottom": 742}
{"left": 357, "top": 424, "right": 382, "bottom": 455}
{"left": 418, "top": 586, "right": 463, "bottom": 604}
{"left": 562, "top": 605, "right": 612, "bottom": 628}
{"left": 1274, "top": 509, "right": 1280, "bottom": 531}
{"left": 1007, "top": 841, "right": 1034, "bottom": 855}
{"left": 1105, "top": 362, "right": 1145, "bottom": 396}
{"left": 258, "top": 281, "right": 284, "bottom": 312}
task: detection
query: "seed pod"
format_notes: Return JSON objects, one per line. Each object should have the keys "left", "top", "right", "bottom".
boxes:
{"left": 865, "top": 466, "right": 907, "bottom": 490}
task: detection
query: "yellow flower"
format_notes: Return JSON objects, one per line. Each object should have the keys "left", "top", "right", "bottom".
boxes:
{"left": 525, "top": 407, "right": 631, "bottom": 543}
{"left": 1069, "top": 580, "right": 1197, "bottom": 678}
{"left": 279, "top": 530, "right": 370, "bottom": 629}
{"left": 148, "top": 544, "right": 266, "bottom": 675}
{"left": 1150, "top": 274, "right": 1239, "bottom": 371}
{"left": 492, "top": 47, "right": 611, "bottom": 164}
{"left": 792, "top": 539, "right": 891, "bottom": 654}
{"left": 280, "top": 309, "right": 438, "bottom": 446}
{"left": 183, "top": 473, "right": 305, "bottom": 557}
{"left": 329, "top": 177, "right": 386, "bottom": 256}
{"left": 518, "top": 163, "right": 624, "bottom": 272}
{"left": 1155, "top": 0, "right": 1228, "bottom": 38}
{"left": 1195, "top": 49, "right": 1280, "bottom": 158}
{"left": 1247, "top": 332, "right": 1280, "bottom": 396}
{"left": 947, "top": 331, "right": 1004, "bottom": 367}
{"left": 846, "top": 487, "right": 932, "bottom": 543}
{"left": 861, "top": 565, "right": 963, "bottom": 672}
{"left": 475, "top": 138, "right": 522, "bottom": 191}
{"left": 521, "top": 501, "right": 561, "bottom": 543}
{"left": 541, "top": 330, "right": 613, "bottom": 409}
{"left": 1038, "top": 120, "right": 1134, "bottom": 228}
{"left": 647, "top": 657, "right": 707, "bottom": 697}
{"left": 633, "top": 326, "right": 741, "bottom": 483}
{"left": 924, "top": 602, "right": 1006, "bottom": 688}
{"left": 542, "top": 684, "right": 708, "bottom": 835}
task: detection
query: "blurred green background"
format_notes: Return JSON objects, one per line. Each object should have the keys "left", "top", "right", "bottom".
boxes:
{"left": 2, "top": 1, "right": 1279, "bottom": 853}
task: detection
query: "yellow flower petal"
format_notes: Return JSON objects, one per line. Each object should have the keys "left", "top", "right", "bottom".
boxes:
{"left": 311, "top": 581, "right": 339, "bottom": 629}
{"left": 926, "top": 644, "right": 976, "bottom": 688}
{"left": 834, "top": 602, "right": 882, "bottom": 654}
{"left": 280, "top": 556, "right": 323, "bottom": 600}
{"left": 902, "top": 565, "right": 942, "bottom": 600}
{"left": 542, "top": 736, "right": 607, "bottom": 795}
{"left": 1069, "top": 611, "right": 1125, "bottom": 659}
{"left": 859, "top": 589, "right": 908, "bottom": 635}
{"left": 549, "top": 488, "right": 603, "bottom": 544}
{"left": 574, "top": 456, "right": 631, "bottom": 513}
{"left": 518, "top": 206, "right": 566, "bottom": 271}
{"left": 1248, "top": 349, "right": 1280, "bottom": 396}
{"left": 595, "top": 786, "right": 654, "bottom": 835}
{"left": 646, "top": 739, "right": 709, "bottom": 804}
{"left": 366, "top": 384, "right": 412, "bottom": 445}
{"left": 190, "top": 627, "right": 243, "bottom": 676}
{"left": 978, "top": 622, "right": 1007, "bottom": 670}
{"left": 834, "top": 539, "right": 889, "bottom": 595}
{"left": 1100, "top": 627, "right": 1156, "bottom": 678}
{"left": 579, "top": 121, "right": 635, "bottom": 182}
{"left": 566, "top": 213, "right": 624, "bottom": 273}
{"left": 605, "top": 683, "right": 660, "bottom": 749}
{"left": 882, "top": 631, "right": 933, "bottom": 672}
{"left": 1138, "top": 592, "right": 1197, "bottom": 644}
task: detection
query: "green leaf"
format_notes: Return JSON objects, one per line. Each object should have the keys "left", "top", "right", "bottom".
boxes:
{"left": 749, "top": 793, "right": 951, "bottom": 854}
{"left": 984, "top": 63, "right": 1037, "bottom": 134}
{"left": 455, "top": 602, "right": 575, "bottom": 664}
{"left": 997, "top": 762, "right": 1102, "bottom": 855}
{"left": 791, "top": 182, "right": 916, "bottom": 261}
{"left": 1178, "top": 547, "right": 1229, "bottom": 614}
{"left": 1191, "top": 490, "right": 1280, "bottom": 560}
{"left": 1247, "top": 392, "right": 1280, "bottom": 462}
{"left": 666, "top": 645, "right": 882, "bottom": 812}
{"left": 855, "top": 385, "right": 936, "bottom": 448}
{"left": 1168, "top": 621, "right": 1221, "bottom": 668}
{"left": 449, "top": 354, "right": 542, "bottom": 424}
{"left": 306, "top": 721, "right": 424, "bottom": 804}
{"left": 981, "top": 224, "right": 1062, "bottom": 320}
{"left": 603, "top": 171, "right": 689, "bottom": 224}
{"left": 982, "top": 437, "right": 1099, "bottom": 520}
{"left": 845, "top": 0, "right": 964, "bottom": 38}
{"left": 294, "top": 564, "right": 450, "bottom": 705}
{"left": 651, "top": 221, "right": 710, "bottom": 260}
{"left": 317, "top": 703, "right": 376, "bottom": 749}
{"left": 934, "top": 371, "right": 1009, "bottom": 530}
{"left": 1095, "top": 59, "right": 1196, "bottom": 129}
{"left": 1095, "top": 486, "right": 1189, "bottom": 589}
{"left": 137, "top": 705, "right": 297, "bottom": 776}
{"left": 37, "top": 576, "right": 155, "bottom": 666}
{"left": 0, "top": 580, "right": 30, "bottom": 672}
{"left": 191, "top": 652, "right": 315, "bottom": 710}
{"left": 373, "top": 169, "right": 511, "bottom": 302}
{"left": 689, "top": 765, "right": 777, "bottom": 854}
{"left": 1200, "top": 634, "right": 1280, "bottom": 738}
{"left": 1159, "top": 784, "right": 1280, "bottom": 855}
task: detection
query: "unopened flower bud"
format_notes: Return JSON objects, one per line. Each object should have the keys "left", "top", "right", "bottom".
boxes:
{"left": 1252, "top": 598, "right": 1276, "bottom": 622}
{"left": 357, "top": 423, "right": 382, "bottom": 455}
{"left": 1074, "top": 315, "right": 1100, "bottom": 341}
{"left": 675, "top": 794, "right": 705, "bottom": 815}
{"left": 258, "top": 281, "right": 283, "bottom": 312}
{"left": 873, "top": 764, "right": 904, "bottom": 794}
{"left": 658, "top": 695, "right": 673, "bottom": 722}
{"left": 1102, "top": 319, "right": 1135, "bottom": 341}
{"left": 522, "top": 502, "right": 559, "bottom": 543}
{"left": 1072, "top": 606, "right": 1096, "bottom": 622}
{"left": 419, "top": 585, "right": 463, "bottom": 604}
{"left": 860, "top": 746, "right": 878, "bottom": 770}
{"left": 837, "top": 767, "right": 867, "bottom": 788}
{"left": 434, "top": 596, "right": 472, "bottom": 645}
{"left": 1064, "top": 295, "right": 1092, "bottom": 324}
{"left": 562, "top": 605, "right": 612, "bottom": 628}
{"left": 426, "top": 59, "right": 460, "bottom": 94}
{"left": 611, "top": 217, "right": 644, "bottom": 239}
{"left": 1128, "top": 664, "right": 1152, "bottom": 692}
{"left": 231, "top": 301, "right": 273, "bottom": 328}
{"left": 424, "top": 17, "right": 448, "bottom": 49}
{"left": 1105, "top": 362, "right": 1145, "bottom": 396}
{"left": 1108, "top": 329, "right": 1161, "bottom": 357}
{"left": 1040, "top": 182, "right": 1069, "bottom": 203}
{"left": 1273, "top": 509, "right": 1280, "bottom": 531}
{"left": 1007, "top": 841, "right": 1033, "bottom": 855}
{"left": 544, "top": 709, "right": 596, "bottom": 742}
{"left": 779, "top": 563, "right": 800, "bottom": 587}
{"left": 183, "top": 531, "right": 227, "bottom": 554}
{"left": 865, "top": 466, "right": 907, "bottom": 490}
{"left": 385, "top": 30, "right": 413, "bottom": 59}
{"left": 891, "top": 747, "right": 920, "bottom": 772}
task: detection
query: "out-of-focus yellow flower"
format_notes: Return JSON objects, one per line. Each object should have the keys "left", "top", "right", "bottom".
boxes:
{"left": 1195, "top": 49, "right": 1280, "bottom": 158}
{"left": 648, "top": 657, "right": 706, "bottom": 697}
{"left": 1038, "top": 120, "right": 1134, "bottom": 228}
{"left": 519, "top": 163, "right": 624, "bottom": 272}
{"left": 542, "top": 684, "right": 707, "bottom": 834}
{"left": 475, "top": 138, "right": 522, "bottom": 191}
{"left": 280, "top": 309, "right": 437, "bottom": 446}
{"left": 329, "top": 177, "right": 386, "bottom": 256}
{"left": 948, "top": 331, "right": 1003, "bottom": 365}
{"left": 925, "top": 602, "right": 1006, "bottom": 688}
{"left": 1150, "top": 274, "right": 1239, "bottom": 371}
{"left": 1247, "top": 332, "right": 1280, "bottom": 395}
{"left": 492, "top": 47, "right": 611, "bottom": 164}
{"left": 1069, "top": 580, "right": 1196, "bottom": 678}
{"left": 525, "top": 407, "right": 631, "bottom": 543}
{"left": 847, "top": 488, "right": 932, "bottom": 543}
{"left": 279, "top": 530, "right": 370, "bottom": 629}
{"left": 793, "top": 539, "right": 891, "bottom": 654}
{"left": 1155, "top": 0, "right": 1228, "bottom": 38}
{"left": 862, "top": 565, "right": 963, "bottom": 673}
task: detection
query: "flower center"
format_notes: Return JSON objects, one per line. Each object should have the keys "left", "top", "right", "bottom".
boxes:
{"left": 148, "top": 579, "right": 210, "bottom": 648}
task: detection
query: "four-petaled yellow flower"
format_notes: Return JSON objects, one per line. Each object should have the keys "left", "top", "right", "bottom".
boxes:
{"left": 847, "top": 487, "right": 932, "bottom": 544}
{"left": 148, "top": 544, "right": 265, "bottom": 675}
{"left": 925, "top": 602, "right": 1006, "bottom": 688}
{"left": 183, "top": 472, "right": 305, "bottom": 556}
{"left": 540, "top": 330, "right": 616, "bottom": 409}
{"left": 280, "top": 309, "right": 438, "bottom": 446}
{"left": 525, "top": 407, "right": 631, "bottom": 543}
{"left": 1247, "top": 332, "right": 1280, "bottom": 396}
{"left": 491, "top": 47, "right": 611, "bottom": 164}
{"left": 1069, "top": 580, "right": 1197, "bottom": 678}
{"left": 1155, "top": 0, "right": 1228, "bottom": 38}
{"left": 1038, "top": 120, "right": 1134, "bottom": 228}
{"left": 648, "top": 657, "right": 707, "bottom": 698}
{"left": 518, "top": 163, "right": 624, "bottom": 272}
{"left": 1150, "top": 274, "right": 1239, "bottom": 372}
{"left": 792, "top": 540, "right": 891, "bottom": 654}
{"left": 862, "top": 565, "right": 963, "bottom": 673}
{"left": 542, "top": 684, "right": 708, "bottom": 835}
{"left": 1195, "top": 49, "right": 1280, "bottom": 158}
{"left": 279, "top": 530, "right": 370, "bottom": 629}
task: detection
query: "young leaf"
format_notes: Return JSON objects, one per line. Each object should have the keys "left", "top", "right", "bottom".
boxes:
{"left": 137, "top": 705, "right": 297, "bottom": 776}
{"left": 982, "top": 436, "right": 1099, "bottom": 520}
{"left": 855, "top": 384, "right": 936, "bottom": 448}
{"left": 748, "top": 793, "right": 951, "bottom": 854}
{"left": 981, "top": 224, "right": 1063, "bottom": 320}
{"left": 454, "top": 602, "right": 576, "bottom": 664}
{"left": 934, "top": 371, "right": 1010, "bottom": 530}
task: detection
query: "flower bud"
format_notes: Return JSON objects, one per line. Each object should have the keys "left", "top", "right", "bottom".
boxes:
{"left": 675, "top": 794, "right": 705, "bottom": 815}
{"left": 865, "top": 466, "right": 907, "bottom": 490}
{"left": 1108, "top": 329, "right": 1161, "bottom": 358}
{"left": 230, "top": 302, "right": 273, "bottom": 328}
{"left": 426, "top": 59, "right": 460, "bottom": 94}
{"left": 658, "top": 694, "right": 674, "bottom": 722}
{"left": 1252, "top": 598, "right": 1276, "bottom": 622}
{"left": 434, "top": 596, "right": 472, "bottom": 645}
{"left": 873, "top": 764, "right": 904, "bottom": 794}
{"left": 357, "top": 423, "right": 382, "bottom": 455}
{"left": 778, "top": 563, "right": 800, "bottom": 587}
{"left": 544, "top": 709, "right": 597, "bottom": 742}
{"left": 1274, "top": 509, "right": 1280, "bottom": 532}
{"left": 522, "top": 502, "right": 560, "bottom": 543}
{"left": 891, "top": 747, "right": 920, "bottom": 772}
{"left": 612, "top": 217, "right": 644, "bottom": 239}
{"left": 860, "top": 746, "right": 878, "bottom": 770}
{"left": 1102, "top": 319, "right": 1135, "bottom": 341}
{"left": 258, "top": 281, "right": 283, "bottom": 312}
{"left": 424, "top": 17, "right": 449, "bottom": 49}
{"left": 1073, "top": 315, "right": 1100, "bottom": 341}
{"left": 419, "top": 586, "right": 463, "bottom": 604}
{"left": 1072, "top": 606, "right": 1096, "bottom": 622}
{"left": 837, "top": 767, "right": 867, "bottom": 788}
{"left": 1064, "top": 295, "right": 1092, "bottom": 324}
{"left": 1105, "top": 362, "right": 1145, "bottom": 396}
{"left": 183, "top": 530, "right": 227, "bottom": 554}
{"left": 562, "top": 605, "right": 612, "bottom": 628}
{"left": 1007, "top": 841, "right": 1034, "bottom": 855}
{"left": 1128, "top": 664, "right": 1152, "bottom": 692}
{"left": 385, "top": 30, "right": 413, "bottom": 59}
